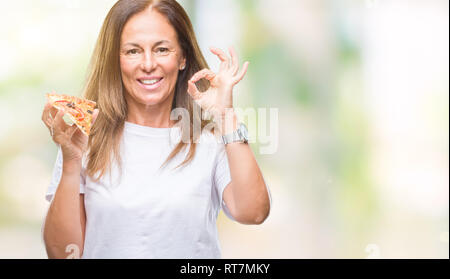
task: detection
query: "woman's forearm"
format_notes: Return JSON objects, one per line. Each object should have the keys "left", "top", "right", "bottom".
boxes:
{"left": 43, "top": 161, "right": 85, "bottom": 259}
{"left": 220, "top": 111, "right": 271, "bottom": 224}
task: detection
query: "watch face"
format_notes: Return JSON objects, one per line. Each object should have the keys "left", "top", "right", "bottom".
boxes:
{"left": 239, "top": 123, "right": 249, "bottom": 141}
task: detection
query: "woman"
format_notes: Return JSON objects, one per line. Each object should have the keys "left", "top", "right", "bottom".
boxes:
{"left": 41, "top": 0, "right": 271, "bottom": 259}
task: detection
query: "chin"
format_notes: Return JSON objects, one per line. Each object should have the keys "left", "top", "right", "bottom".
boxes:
{"left": 138, "top": 96, "right": 164, "bottom": 106}
{"left": 136, "top": 91, "right": 169, "bottom": 106}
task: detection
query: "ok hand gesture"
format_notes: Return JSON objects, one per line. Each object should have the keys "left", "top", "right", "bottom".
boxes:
{"left": 187, "top": 46, "right": 249, "bottom": 118}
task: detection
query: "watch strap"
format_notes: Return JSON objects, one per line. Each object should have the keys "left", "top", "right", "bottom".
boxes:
{"left": 221, "top": 123, "right": 248, "bottom": 144}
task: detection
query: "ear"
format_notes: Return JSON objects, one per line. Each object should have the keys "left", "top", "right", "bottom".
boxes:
{"left": 179, "top": 57, "right": 186, "bottom": 70}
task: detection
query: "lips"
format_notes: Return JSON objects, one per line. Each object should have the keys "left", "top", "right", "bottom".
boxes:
{"left": 137, "top": 77, "right": 164, "bottom": 90}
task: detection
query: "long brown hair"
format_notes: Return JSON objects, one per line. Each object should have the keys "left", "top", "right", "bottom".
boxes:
{"left": 83, "top": 0, "right": 212, "bottom": 181}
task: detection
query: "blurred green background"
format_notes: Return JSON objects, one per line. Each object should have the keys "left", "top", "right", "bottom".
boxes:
{"left": 0, "top": 0, "right": 448, "bottom": 258}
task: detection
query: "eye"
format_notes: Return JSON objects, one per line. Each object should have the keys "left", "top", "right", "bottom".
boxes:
{"left": 157, "top": 47, "right": 169, "bottom": 53}
{"left": 126, "top": 49, "right": 139, "bottom": 55}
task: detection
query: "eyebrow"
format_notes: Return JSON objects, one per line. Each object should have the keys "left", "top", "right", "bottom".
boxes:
{"left": 122, "top": 40, "right": 171, "bottom": 48}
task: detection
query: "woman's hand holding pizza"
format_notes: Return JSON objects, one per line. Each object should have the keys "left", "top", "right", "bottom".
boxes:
{"left": 187, "top": 46, "right": 249, "bottom": 119}
{"left": 41, "top": 102, "right": 99, "bottom": 164}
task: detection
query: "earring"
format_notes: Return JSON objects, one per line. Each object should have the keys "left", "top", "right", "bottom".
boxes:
{"left": 180, "top": 64, "right": 185, "bottom": 70}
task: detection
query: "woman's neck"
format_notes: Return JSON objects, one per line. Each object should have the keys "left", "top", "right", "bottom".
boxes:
{"left": 126, "top": 99, "right": 177, "bottom": 128}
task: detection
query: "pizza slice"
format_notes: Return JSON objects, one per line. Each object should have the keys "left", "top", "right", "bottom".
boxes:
{"left": 46, "top": 91, "right": 97, "bottom": 136}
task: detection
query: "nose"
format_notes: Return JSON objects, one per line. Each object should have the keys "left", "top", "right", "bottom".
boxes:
{"left": 140, "top": 52, "right": 156, "bottom": 72}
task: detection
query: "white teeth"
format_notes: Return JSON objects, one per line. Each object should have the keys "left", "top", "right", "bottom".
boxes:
{"left": 140, "top": 79, "right": 161, "bottom": 85}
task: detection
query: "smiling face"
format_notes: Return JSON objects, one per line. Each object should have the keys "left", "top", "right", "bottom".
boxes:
{"left": 120, "top": 7, "right": 186, "bottom": 111}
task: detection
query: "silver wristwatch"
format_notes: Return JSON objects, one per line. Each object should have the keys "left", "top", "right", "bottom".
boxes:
{"left": 222, "top": 123, "right": 249, "bottom": 145}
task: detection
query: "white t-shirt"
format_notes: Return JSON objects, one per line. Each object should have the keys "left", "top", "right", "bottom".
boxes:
{"left": 46, "top": 121, "right": 271, "bottom": 259}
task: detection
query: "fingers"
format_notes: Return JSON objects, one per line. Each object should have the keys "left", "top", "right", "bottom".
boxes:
{"left": 52, "top": 109, "right": 67, "bottom": 131}
{"left": 48, "top": 109, "right": 64, "bottom": 141}
{"left": 210, "top": 46, "right": 246, "bottom": 79}
{"left": 188, "top": 69, "right": 216, "bottom": 99}
{"left": 228, "top": 46, "right": 239, "bottom": 75}
{"left": 196, "top": 46, "right": 249, "bottom": 87}
{"left": 91, "top": 109, "right": 100, "bottom": 125}
{"left": 232, "top": 61, "right": 250, "bottom": 85}
{"left": 210, "top": 47, "right": 229, "bottom": 63}
{"left": 68, "top": 123, "right": 80, "bottom": 138}
{"left": 210, "top": 47, "right": 231, "bottom": 72}
{"left": 53, "top": 109, "right": 75, "bottom": 134}
{"left": 42, "top": 102, "right": 52, "bottom": 118}
{"left": 190, "top": 68, "right": 216, "bottom": 83}
{"left": 42, "top": 103, "right": 52, "bottom": 129}
{"left": 42, "top": 103, "right": 55, "bottom": 125}
{"left": 42, "top": 103, "right": 59, "bottom": 136}
{"left": 187, "top": 80, "right": 203, "bottom": 100}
